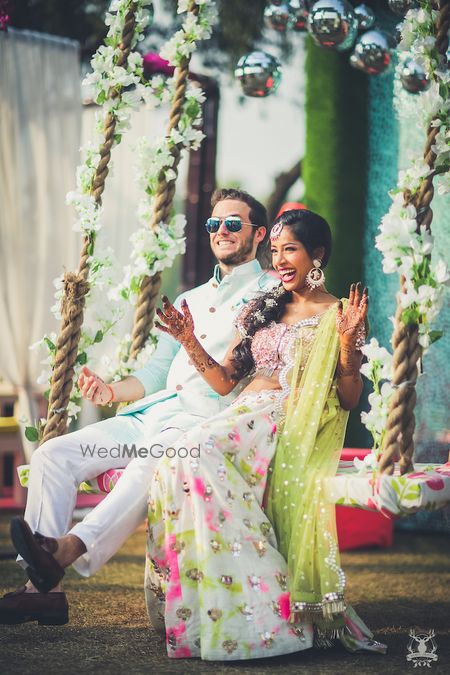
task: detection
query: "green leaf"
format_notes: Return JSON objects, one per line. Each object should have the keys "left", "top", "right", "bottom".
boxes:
{"left": 94, "top": 330, "right": 103, "bottom": 343}
{"left": 44, "top": 337, "right": 56, "bottom": 352}
{"left": 429, "top": 330, "right": 443, "bottom": 345}
{"left": 76, "top": 351, "right": 88, "bottom": 365}
{"left": 401, "top": 307, "right": 420, "bottom": 326}
{"left": 97, "top": 90, "right": 107, "bottom": 105}
{"left": 25, "top": 426, "right": 39, "bottom": 442}
{"left": 44, "top": 389, "right": 50, "bottom": 401}
{"left": 130, "top": 276, "right": 141, "bottom": 294}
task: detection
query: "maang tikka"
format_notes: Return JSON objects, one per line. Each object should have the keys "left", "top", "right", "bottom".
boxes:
{"left": 269, "top": 221, "right": 284, "bottom": 241}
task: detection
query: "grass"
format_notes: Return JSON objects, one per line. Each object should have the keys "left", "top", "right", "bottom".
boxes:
{"left": 0, "top": 513, "right": 449, "bottom": 674}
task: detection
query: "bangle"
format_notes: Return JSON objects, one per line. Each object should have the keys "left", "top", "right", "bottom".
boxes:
{"left": 105, "top": 384, "right": 115, "bottom": 407}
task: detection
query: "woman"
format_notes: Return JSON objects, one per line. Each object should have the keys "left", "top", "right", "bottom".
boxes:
{"left": 146, "top": 209, "right": 385, "bottom": 660}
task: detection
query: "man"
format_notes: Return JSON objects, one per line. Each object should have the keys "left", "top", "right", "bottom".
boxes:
{"left": 0, "top": 188, "right": 276, "bottom": 625}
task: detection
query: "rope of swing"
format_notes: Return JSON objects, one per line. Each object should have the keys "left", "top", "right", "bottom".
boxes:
{"left": 380, "top": 0, "right": 450, "bottom": 475}
{"left": 129, "top": 0, "right": 200, "bottom": 359}
{"left": 40, "top": 3, "right": 139, "bottom": 445}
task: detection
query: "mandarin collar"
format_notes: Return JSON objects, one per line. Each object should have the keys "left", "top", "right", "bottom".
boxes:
{"left": 212, "top": 259, "right": 262, "bottom": 285}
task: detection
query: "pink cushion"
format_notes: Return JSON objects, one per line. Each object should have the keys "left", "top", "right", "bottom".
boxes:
{"left": 336, "top": 448, "right": 394, "bottom": 551}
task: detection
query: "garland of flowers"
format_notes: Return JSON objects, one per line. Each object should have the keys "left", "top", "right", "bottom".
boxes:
{"left": 359, "top": 1, "right": 449, "bottom": 468}
{"left": 27, "top": 0, "right": 216, "bottom": 439}
{"left": 108, "top": 0, "right": 216, "bottom": 377}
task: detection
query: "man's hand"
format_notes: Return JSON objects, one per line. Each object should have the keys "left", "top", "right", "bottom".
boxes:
{"left": 155, "top": 296, "right": 195, "bottom": 345}
{"left": 78, "top": 366, "right": 114, "bottom": 406}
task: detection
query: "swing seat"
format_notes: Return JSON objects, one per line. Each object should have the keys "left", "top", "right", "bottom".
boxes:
{"left": 324, "top": 461, "right": 450, "bottom": 517}
{"left": 17, "top": 459, "right": 450, "bottom": 517}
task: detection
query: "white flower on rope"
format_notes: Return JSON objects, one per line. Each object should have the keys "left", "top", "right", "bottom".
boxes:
{"left": 28, "top": 1, "right": 216, "bottom": 437}
{"left": 56, "top": 0, "right": 161, "bottom": 408}
{"left": 359, "top": 339, "right": 394, "bottom": 464}
{"left": 361, "top": 1, "right": 450, "bottom": 451}
{"left": 109, "top": 4, "right": 215, "bottom": 314}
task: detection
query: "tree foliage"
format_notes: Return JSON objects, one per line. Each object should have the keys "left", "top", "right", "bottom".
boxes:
{"left": 9, "top": 0, "right": 269, "bottom": 70}
{"left": 9, "top": 0, "right": 110, "bottom": 60}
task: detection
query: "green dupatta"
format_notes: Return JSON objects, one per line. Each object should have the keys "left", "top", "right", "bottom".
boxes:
{"left": 266, "top": 301, "right": 349, "bottom": 636}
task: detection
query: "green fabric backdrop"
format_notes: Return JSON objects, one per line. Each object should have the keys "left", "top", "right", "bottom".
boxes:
{"left": 303, "top": 36, "right": 368, "bottom": 445}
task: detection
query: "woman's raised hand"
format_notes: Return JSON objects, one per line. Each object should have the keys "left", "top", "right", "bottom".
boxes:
{"left": 336, "top": 282, "right": 368, "bottom": 346}
{"left": 77, "top": 366, "right": 114, "bottom": 406}
{"left": 155, "top": 296, "right": 195, "bottom": 344}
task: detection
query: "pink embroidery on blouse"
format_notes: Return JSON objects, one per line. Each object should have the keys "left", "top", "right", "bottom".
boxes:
{"left": 250, "top": 315, "right": 322, "bottom": 377}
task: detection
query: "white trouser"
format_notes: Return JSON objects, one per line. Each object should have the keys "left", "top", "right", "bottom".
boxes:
{"left": 22, "top": 397, "right": 203, "bottom": 577}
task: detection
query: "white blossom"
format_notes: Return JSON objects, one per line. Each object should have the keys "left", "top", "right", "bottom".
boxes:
{"left": 32, "top": 0, "right": 216, "bottom": 420}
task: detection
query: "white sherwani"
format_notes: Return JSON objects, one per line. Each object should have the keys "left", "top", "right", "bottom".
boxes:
{"left": 22, "top": 260, "right": 276, "bottom": 576}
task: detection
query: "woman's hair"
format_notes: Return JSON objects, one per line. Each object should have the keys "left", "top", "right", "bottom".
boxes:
{"left": 273, "top": 208, "right": 332, "bottom": 267}
{"left": 232, "top": 208, "right": 332, "bottom": 379}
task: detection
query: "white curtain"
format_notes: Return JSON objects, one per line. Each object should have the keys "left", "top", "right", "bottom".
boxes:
{"left": 0, "top": 29, "right": 81, "bottom": 459}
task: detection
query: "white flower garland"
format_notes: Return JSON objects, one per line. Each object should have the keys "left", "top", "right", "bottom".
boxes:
{"left": 360, "top": 1, "right": 450, "bottom": 463}
{"left": 359, "top": 338, "right": 394, "bottom": 464}
{"left": 108, "top": 0, "right": 216, "bottom": 379}
{"left": 376, "top": 3, "right": 450, "bottom": 348}
{"left": 29, "top": 1, "right": 155, "bottom": 437}
{"left": 28, "top": 0, "right": 216, "bottom": 437}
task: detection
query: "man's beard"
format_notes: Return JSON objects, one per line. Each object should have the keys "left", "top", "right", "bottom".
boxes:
{"left": 216, "top": 234, "right": 255, "bottom": 266}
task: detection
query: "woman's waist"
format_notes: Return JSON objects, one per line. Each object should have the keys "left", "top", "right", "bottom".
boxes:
{"left": 242, "top": 374, "right": 282, "bottom": 395}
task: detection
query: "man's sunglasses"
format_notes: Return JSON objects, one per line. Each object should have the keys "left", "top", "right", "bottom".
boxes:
{"left": 205, "top": 216, "right": 260, "bottom": 233}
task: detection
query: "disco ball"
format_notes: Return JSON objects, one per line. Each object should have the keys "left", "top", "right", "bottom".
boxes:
{"left": 350, "top": 29, "right": 394, "bottom": 75}
{"left": 354, "top": 4, "right": 375, "bottom": 31}
{"left": 235, "top": 51, "right": 282, "bottom": 97}
{"left": 289, "top": 0, "right": 310, "bottom": 31}
{"left": 400, "top": 58, "right": 431, "bottom": 93}
{"left": 388, "top": 0, "right": 418, "bottom": 17}
{"left": 307, "top": 0, "right": 358, "bottom": 52}
{"left": 264, "top": 2, "right": 294, "bottom": 32}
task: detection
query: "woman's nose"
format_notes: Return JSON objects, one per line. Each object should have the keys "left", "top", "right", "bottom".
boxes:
{"left": 272, "top": 251, "right": 285, "bottom": 267}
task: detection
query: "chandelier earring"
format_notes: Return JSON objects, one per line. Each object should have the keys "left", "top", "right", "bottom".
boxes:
{"left": 305, "top": 258, "right": 325, "bottom": 290}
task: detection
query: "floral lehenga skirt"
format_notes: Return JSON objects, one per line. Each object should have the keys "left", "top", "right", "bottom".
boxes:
{"left": 144, "top": 390, "right": 385, "bottom": 660}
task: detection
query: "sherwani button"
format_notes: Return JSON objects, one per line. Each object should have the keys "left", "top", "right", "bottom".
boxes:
{"left": 176, "top": 385, "right": 183, "bottom": 391}
{"left": 200, "top": 334, "right": 207, "bottom": 339}
{"left": 209, "top": 307, "right": 216, "bottom": 313}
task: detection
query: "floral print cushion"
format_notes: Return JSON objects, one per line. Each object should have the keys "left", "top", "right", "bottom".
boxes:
{"left": 324, "top": 462, "right": 450, "bottom": 516}
{"left": 17, "top": 462, "right": 450, "bottom": 516}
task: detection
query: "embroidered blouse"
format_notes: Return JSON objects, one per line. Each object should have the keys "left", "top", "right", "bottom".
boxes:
{"left": 234, "top": 309, "right": 325, "bottom": 387}
{"left": 250, "top": 316, "right": 322, "bottom": 379}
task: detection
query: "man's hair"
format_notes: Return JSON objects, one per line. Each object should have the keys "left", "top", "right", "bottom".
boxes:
{"left": 210, "top": 188, "right": 269, "bottom": 252}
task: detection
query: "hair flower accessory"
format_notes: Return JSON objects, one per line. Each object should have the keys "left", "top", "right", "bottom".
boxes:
{"left": 254, "top": 310, "right": 265, "bottom": 323}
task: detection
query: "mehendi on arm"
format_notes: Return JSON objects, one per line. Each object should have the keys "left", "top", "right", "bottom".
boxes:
{"left": 155, "top": 296, "right": 241, "bottom": 395}
{"left": 335, "top": 283, "right": 368, "bottom": 410}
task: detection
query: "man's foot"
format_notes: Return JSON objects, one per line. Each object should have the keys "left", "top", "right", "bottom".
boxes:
{"left": 10, "top": 517, "right": 65, "bottom": 593}
{"left": 0, "top": 586, "right": 69, "bottom": 625}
